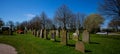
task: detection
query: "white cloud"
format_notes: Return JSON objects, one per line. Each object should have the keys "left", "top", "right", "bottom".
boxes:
{"left": 24, "top": 14, "right": 36, "bottom": 21}
{"left": 25, "top": 14, "right": 36, "bottom": 18}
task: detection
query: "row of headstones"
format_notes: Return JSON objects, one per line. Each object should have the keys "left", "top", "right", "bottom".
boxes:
{"left": 32, "top": 29, "right": 59, "bottom": 40}
{"left": 32, "top": 29, "right": 89, "bottom": 53}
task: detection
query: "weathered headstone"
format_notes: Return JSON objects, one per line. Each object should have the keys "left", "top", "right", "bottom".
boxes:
{"left": 75, "top": 29, "right": 80, "bottom": 36}
{"left": 40, "top": 29, "right": 43, "bottom": 38}
{"left": 75, "top": 41, "right": 85, "bottom": 53}
{"left": 34, "top": 30, "right": 37, "bottom": 37}
{"left": 32, "top": 30, "right": 35, "bottom": 35}
{"left": 61, "top": 29, "right": 67, "bottom": 45}
{"left": 67, "top": 31, "right": 70, "bottom": 40}
{"left": 56, "top": 30, "right": 59, "bottom": 36}
{"left": 73, "top": 33, "right": 79, "bottom": 41}
{"left": 51, "top": 30, "right": 56, "bottom": 41}
{"left": 44, "top": 29, "right": 47, "bottom": 39}
{"left": 37, "top": 30, "right": 40, "bottom": 37}
{"left": 82, "top": 30, "right": 90, "bottom": 43}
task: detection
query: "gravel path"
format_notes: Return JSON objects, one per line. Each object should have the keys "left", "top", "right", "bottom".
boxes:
{"left": 0, "top": 43, "right": 17, "bottom": 54}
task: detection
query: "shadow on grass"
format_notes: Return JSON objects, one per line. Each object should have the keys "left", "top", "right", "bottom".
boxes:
{"left": 85, "top": 50, "right": 92, "bottom": 53}
{"left": 67, "top": 44, "right": 75, "bottom": 47}
{"left": 90, "top": 42, "right": 100, "bottom": 44}
{"left": 54, "top": 40, "right": 60, "bottom": 42}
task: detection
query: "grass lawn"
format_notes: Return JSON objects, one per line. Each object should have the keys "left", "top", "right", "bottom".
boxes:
{"left": 0, "top": 33, "right": 120, "bottom": 54}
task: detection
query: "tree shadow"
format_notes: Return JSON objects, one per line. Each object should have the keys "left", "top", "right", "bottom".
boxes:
{"left": 85, "top": 50, "right": 92, "bottom": 53}
{"left": 54, "top": 40, "right": 60, "bottom": 42}
{"left": 67, "top": 44, "right": 75, "bottom": 47}
{"left": 90, "top": 42, "right": 100, "bottom": 44}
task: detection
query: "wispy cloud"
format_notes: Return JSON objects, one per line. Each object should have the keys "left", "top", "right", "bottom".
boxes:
{"left": 25, "top": 14, "right": 36, "bottom": 18}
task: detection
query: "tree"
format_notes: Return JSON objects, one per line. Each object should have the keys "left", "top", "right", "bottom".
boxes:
{"left": 99, "top": 0, "right": 120, "bottom": 18}
{"left": 30, "top": 15, "right": 41, "bottom": 30}
{"left": 75, "top": 13, "right": 86, "bottom": 30}
{"left": 40, "top": 12, "right": 48, "bottom": 29}
{"left": 7, "top": 21, "right": 14, "bottom": 28}
{"left": 54, "top": 5, "right": 73, "bottom": 29}
{"left": 68, "top": 14, "right": 76, "bottom": 30}
{"left": 84, "top": 14, "right": 104, "bottom": 33}
{"left": 6, "top": 21, "right": 14, "bottom": 35}
{"left": 108, "top": 18, "right": 120, "bottom": 32}
{"left": 99, "top": 0, "right": 120, "bottom": 32}
{"left": 45, "top": 19, "right": 53, "bottom": 29}
{"left": 0, "top": 18, "right": 4, "bottom": 27}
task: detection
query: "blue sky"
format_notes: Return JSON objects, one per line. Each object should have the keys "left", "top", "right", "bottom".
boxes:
{"left": 0, "top": 0, "right": 108, "bottom": 28}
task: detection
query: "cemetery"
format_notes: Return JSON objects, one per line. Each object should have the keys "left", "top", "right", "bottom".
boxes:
{"left": 0, "top": 0, "right": 120, "bottom": 54}
{"left": 0, "top": 28, "right": 120, "bottom": 54}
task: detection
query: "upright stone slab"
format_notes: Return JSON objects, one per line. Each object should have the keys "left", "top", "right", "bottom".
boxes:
{"left": 37, "top": 30, "right": 40, "bottom": 37}
{"left": 73, "top": 33, "right": 79, "bottom": 41}
{"left": 56, "top": 30, "right": 60, "bottom": 38}
{"left": 75, "top": 29, "right": 80, "bottom": 36}
{"left": 61, "top": 29, "right": 67, "bottom": 45}
{"left": 56, "top": 30, "right": 59, "bottom": 36}
{"left": 44, "top": 29, "right": 47, "bottom": 39}
{"left": 82, "top": 30, "right": 90, "bottom": 43}
{"left": 75, "top": 41, "right": 85, "bottom": 53}
{"left": 34, "top": 30, "right": 37, "bottom": 37}
{"left": 40, "top": 29, "right": 43, "bottom": 38}
{"left": 67, "top": 31, "right": 70, "bottom": 40}
{"left": 51, "top": 30, "right": 56, "bottom": 41}
{"left": 32, "top": 30, "right": 34, "bottom": 35}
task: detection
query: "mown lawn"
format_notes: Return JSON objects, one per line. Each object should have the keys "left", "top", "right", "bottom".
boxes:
{"left": 0, "top": 33, "right": 120, "bottom": 54}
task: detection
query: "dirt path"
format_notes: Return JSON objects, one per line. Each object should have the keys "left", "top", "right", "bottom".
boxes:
{"left": 0, "top": 43, "right": 17, "bottom": 54}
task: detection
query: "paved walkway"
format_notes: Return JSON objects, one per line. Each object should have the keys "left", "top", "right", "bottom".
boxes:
{"left": 108, "top": 33, "right": 120, "bottom": 35}
{"left": 0, "top": 43, "right": 17, "bottom": 54}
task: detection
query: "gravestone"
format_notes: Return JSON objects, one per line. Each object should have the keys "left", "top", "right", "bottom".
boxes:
{"left": 34, "top": 30, "right": 37, "bottom": 37}
{"left": 44, "top": 29, "right": 47, "bottom": 39}
{"left": 73, "top": 33, "right": 79, "bottom": 41}
{"left": 32, "top": 30, "right": 35, "bottom": 35}
{"left": 82, "top": 30, "right": 90, "bottom": 43}
{"left": 75, "top": 41, "right": 85, "bottom": 53}
{"left": 51, "top": 30, "right": 56, "bottom": 41}
{"left": 37, "top": 30, "right": 40, "bottom": 37}
{"left": 75, "top": 29, "right": 80, "bottom": 36}
{"left": 67, "top": 31, "right": 70, "bottom": 40}
{"left": 61, "top": 29, "right": 67, "bottom": 45}
{"left": 56, "top": 30, "right": 59, "bottom": 36}
{"left": 40, "top": 29, "right": 43, "bottom": 38}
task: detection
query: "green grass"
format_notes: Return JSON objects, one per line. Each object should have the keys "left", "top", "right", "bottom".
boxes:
{"left": 0, "top": 33, "right": 81, "bottom": 54}
{"left": 0, "top": 33, "right": 120, "bottom": 54}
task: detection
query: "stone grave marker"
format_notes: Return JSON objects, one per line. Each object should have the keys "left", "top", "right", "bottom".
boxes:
{"left": 75, "top": 29, "right": 80, "bottom": 36}
{"left": 34, "top": 30, "right": 37, "bottom": 37}
{"left": 37, "top": 30, "right": 40, "bottom": 37}
{"left": 67, "top": 31, "right": 70, "bottom": 40}
{"left": 44, "top": 29, "right": 47, "bottom": 39}
{"left": 40, "top": 29, "right": 43, "bottom": 38}
{"left": 61, "top": 29, "right": 67, "bottom": 45}
{"left": 73, "top": 33, "right": 79, "bottom": 41}
{"left": 75, "top": 41, "right": 85, "bottom": 53}
{"left": 51, "top": 30, "right": 56, "bottom": 41}
{"left": 82, "top": 30, "right": 90, "bottom": 43}
{"left": 32, "top": 30, "right": 35, "bottom": 35}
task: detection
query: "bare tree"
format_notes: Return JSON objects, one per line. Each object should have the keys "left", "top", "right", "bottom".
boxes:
{"left": 54, "top": 5, "right": 73, "bottom": 29}
{"left": 6, "top": 21, "right": 14, "bottom": 35}
{"left": 40, "top": 12, "right": 48, "bottom": 29}
{"left": 108, "top": 18, "right": 120, "bottom": 32}
{"left": 30, "top": 15, "right": 41, "bottom": 30}
{"left": 99, "top": 0, "right": 120, "bottom": 18}
{"left": 68, "top": 14, "right": 76, "bottom": 30}
{"left": 0, "top": 18, "right": 4, "bottom": 27}
{"left": 99, "top": 0, "right": 120, "bottom": 31}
